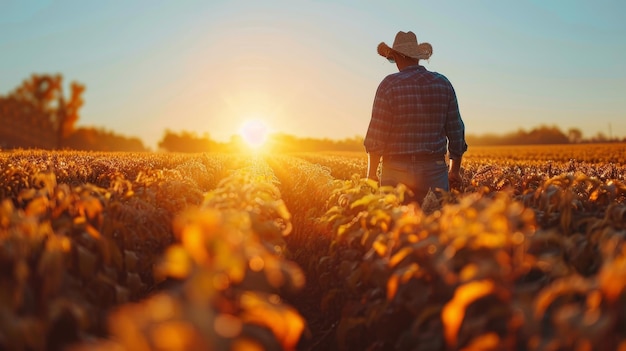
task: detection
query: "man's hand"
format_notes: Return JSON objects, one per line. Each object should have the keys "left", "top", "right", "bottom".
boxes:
{"left": 448, "top": 157, "right": 463, "bottom": 190}
{"left": 448, "top": 169, "right": 462, "bottom": 189}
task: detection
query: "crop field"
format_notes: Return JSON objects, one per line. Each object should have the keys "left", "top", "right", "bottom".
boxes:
{"left": 1, "top": 143, "right": 625, "bottom": 351}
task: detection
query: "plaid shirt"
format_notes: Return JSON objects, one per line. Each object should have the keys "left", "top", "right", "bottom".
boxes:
{"left": 364, "top": 65, "right": 467, "bottom": 160}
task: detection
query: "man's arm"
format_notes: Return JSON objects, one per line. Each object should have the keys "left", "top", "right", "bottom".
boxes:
{"left": 444, "top": 83, "right": 467, "bottom": 189}
{"left": 367, "top": 152, "right": 382, "bottom": 180}
{"left": 364, "top": 79, "right": 392, "bottom": 180}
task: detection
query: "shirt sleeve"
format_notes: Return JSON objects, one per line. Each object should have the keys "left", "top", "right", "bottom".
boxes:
{"left": 364, "top": 81, "right": 393, "bottom": 154}
{"left": 445, "top": 85, "right": 468, "bottom": 160}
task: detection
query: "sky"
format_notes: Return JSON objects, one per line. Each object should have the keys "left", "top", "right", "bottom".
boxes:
{"left": 1, "top": 0, "right": 625, "bottom": 149}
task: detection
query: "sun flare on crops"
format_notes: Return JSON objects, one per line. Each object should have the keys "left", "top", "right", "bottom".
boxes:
{"left": 238, "top": 118, "right": 270, "bottom": 150}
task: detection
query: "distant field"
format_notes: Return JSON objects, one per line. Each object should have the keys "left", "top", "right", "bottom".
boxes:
{"left": 463, "top": 143, "right": 626, "bottom": 163}
{"left": 0, "top": 145, "right": 625, "bottom": 350}
{"left": 307, "top": 142, "right": 626, "bottom": 163}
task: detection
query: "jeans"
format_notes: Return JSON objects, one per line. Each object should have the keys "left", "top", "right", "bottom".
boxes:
{"left": 380, "top": 159, "right": 449, "bottom": 204}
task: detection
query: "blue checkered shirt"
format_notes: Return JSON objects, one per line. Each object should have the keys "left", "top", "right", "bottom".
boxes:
{"left": 364, "top": 65, "right": 467, "bottom": 160}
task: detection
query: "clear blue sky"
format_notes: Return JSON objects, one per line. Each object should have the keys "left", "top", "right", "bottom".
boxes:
{"left": 1, "top": 0, "right": 625, "bottom": 149}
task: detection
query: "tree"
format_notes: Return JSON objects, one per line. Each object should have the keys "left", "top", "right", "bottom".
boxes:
{"left": 2, "top": 74, "right": 85, "bottom": 148}
{"left": 567, "top": 128, "right": 583, "bottom": 143}
{"left": 56, "top": 82, "right": 85, "bottom": 142}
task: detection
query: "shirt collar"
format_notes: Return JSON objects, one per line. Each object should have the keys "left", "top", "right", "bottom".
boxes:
{"left": 400, "top": 64, "right": 425, "bottom": 72}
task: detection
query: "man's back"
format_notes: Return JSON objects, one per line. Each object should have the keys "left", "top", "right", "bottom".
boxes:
{"left": 365, "top": 65, "right": 465, "bottom": 159}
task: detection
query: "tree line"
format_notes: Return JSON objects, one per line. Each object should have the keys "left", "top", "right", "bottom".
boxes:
{"left": 0, "top": 74, "right": 146, "bottom": 152}
{"left": 1, "top": 74, "right": 623, "bottom": 153}
{"left": 465, "top": 125, "right": 622, "bottom": 146}
{"left": 158, "top": 126, "right": 625, "bottom": 153}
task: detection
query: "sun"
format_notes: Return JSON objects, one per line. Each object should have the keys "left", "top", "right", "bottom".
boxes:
{"left": 238, "top": 118, "right": 270, "bottom": 150}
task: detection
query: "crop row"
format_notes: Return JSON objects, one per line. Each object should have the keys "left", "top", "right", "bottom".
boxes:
{"left": 74, "top": 157, "right": 307, "bottom": 351}
{"left": 0, "top": 151, "right": 264, "bottom": 350}
{"left": 313, "top": 172, "right": 626, "bottom": 350}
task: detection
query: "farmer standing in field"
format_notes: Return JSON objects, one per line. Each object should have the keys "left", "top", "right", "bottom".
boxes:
{"left": 364, "top": 31, "right": 468, "bottom": 205}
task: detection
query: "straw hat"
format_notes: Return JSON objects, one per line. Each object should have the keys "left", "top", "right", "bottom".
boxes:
{"left": 377, "top": 31, "right": 433, "bottom": 61}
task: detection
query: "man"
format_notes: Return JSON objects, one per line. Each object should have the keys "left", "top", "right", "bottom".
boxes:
{"left": 364, "top": 31, "right": 467, "bottom": 204}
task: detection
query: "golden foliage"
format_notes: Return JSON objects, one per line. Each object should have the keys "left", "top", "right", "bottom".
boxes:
{"left": 1, "top": 145, "right": 625, "bottom": 350}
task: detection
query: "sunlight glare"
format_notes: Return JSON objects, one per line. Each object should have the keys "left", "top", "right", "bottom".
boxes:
{"left": 238, "top": 118, "right": 270, "bottom": 149}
